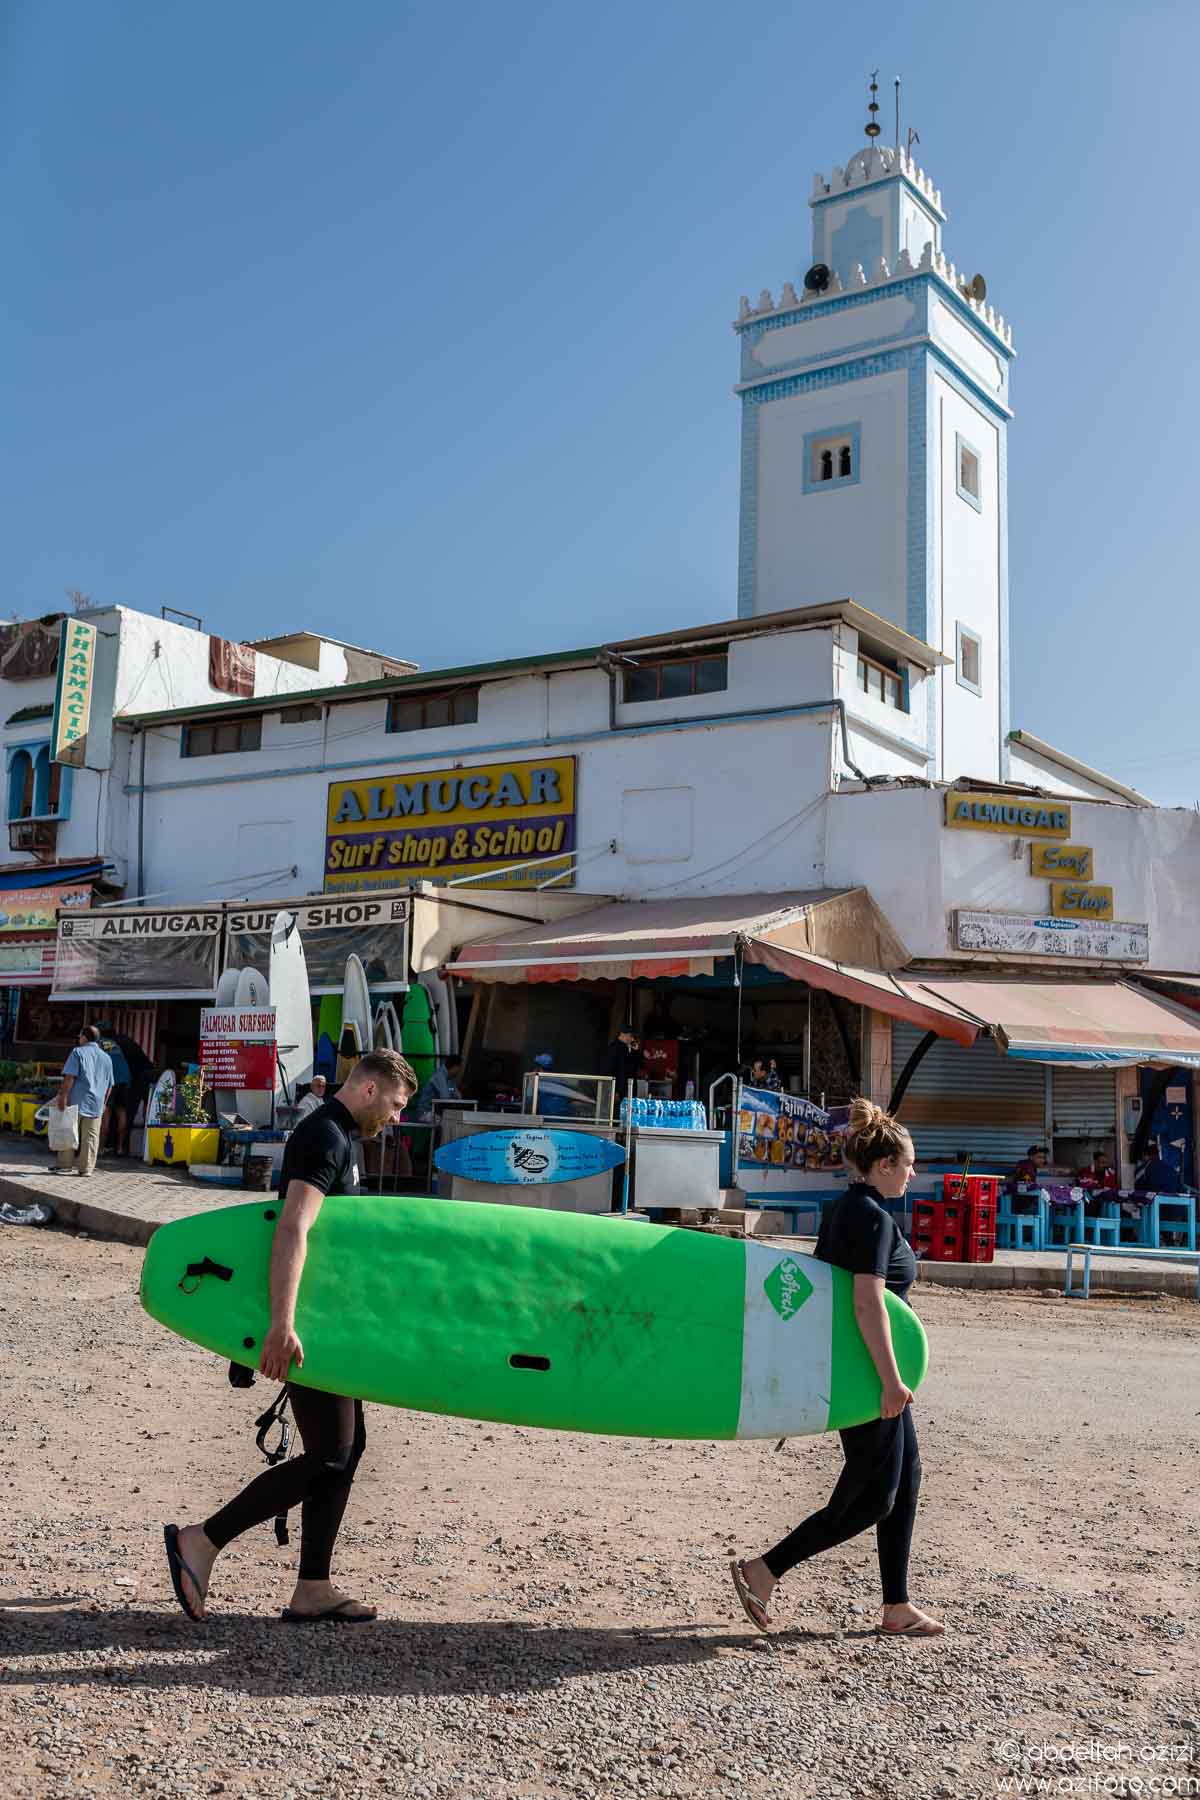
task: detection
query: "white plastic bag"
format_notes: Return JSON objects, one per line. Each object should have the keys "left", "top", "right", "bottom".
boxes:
{"left": 47, "top": 1104, "right": 79, "bottom": 1153}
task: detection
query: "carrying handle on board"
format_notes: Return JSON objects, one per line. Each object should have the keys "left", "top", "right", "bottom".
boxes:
{"left": 178, "top": 1256, "right": 234, "bottom": 1294}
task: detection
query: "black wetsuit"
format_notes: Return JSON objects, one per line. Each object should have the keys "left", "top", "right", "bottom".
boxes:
{"left": 203, "top": 1099, "right": 365, "bottom": 1580}
{"left": 762, "top": 1181, "right": 922, "bottom": 1604}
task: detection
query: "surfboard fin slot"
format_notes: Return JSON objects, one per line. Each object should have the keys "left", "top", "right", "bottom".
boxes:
{"left": 509, "top": 1354, "right": 551, "bottom": 1372}
{"left": 178, "top": 1257, "right": 234, "bottom": 1294}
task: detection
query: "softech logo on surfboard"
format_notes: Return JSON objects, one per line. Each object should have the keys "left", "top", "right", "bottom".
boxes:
{"left": 764, "top": 1259, "right": 814, "bottom": 1322}
{"left": 324, "top": 755, "right": 577, "bottom": 892}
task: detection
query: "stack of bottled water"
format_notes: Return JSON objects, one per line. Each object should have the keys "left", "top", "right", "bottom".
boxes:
{"left": 619, "top": 1097, "right": 708, "bottom": 1130}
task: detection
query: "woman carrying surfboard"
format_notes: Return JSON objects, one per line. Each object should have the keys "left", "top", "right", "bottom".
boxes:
{"left": 730, "top": 1098, "right": 945, "bottom": 1641}
{"left": 162, "top": 1049, "right": 417, "bottom": 1626}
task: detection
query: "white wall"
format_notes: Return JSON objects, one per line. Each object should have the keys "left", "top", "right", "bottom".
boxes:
{"left": 827, "top": 786, "right": 1200, "bottom": 972}
{"left": 752, "top": 369, "right": 908, "bottom": 624}
{"left": 1005, "top": 739, "right": 1134, "bottom": 804}
{"left": 932, "top": 371, "right": 1002, "bottom": 783}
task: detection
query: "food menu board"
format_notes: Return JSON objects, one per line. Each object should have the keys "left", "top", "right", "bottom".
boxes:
{"left": 736, "top": 1086, "right": 845, "bottom": 1173}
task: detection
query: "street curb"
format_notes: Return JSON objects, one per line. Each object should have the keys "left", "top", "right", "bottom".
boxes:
{"left": 1, "top": 1172, "right": 158, "bottom": 1247}
{"left": 915, "top": 1257, "right": 1198, "bottom": 1299}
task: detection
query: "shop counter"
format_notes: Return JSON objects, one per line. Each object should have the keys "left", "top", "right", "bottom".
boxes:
{"left": 629, "top": 1125, "right": 725, "bottom": 1213}
{"left": 437, "top": 1110, "right": 621, "bottom": 1215}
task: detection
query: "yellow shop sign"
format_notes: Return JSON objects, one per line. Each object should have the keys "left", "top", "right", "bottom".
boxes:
{"left": 1031, "top": 843, "right": 1094, "bottom": 881}
{"left": 945, "top": 791, "right": 1071, "bottom": 838}
{"left": 1049, "top": 882, "right": 1114, "bottom": 921}
{"left": 324, "top": 755, "right": 577, "bottom": 892}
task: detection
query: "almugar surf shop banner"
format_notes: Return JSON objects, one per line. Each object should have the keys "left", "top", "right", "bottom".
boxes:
{"left": 224, "top": 894, "right": 412, "bottom": 995}
{"left": 52, "top": 906, "right": 223, "bottom": 999}
{"left": 323, "top": 756, "right": 577, "bottom": 892}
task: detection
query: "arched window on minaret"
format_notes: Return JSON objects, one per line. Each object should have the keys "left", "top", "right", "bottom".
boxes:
{"left": 820, "top": 449, "right": 833, "bottom": 482}
{"left": 839, "top": 444, "right": 853, "bottom": 478}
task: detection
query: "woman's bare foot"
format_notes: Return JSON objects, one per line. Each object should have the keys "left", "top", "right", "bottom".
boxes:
{"left": 286, "top": 1580, "right": 376, "bottom": 1621}
{"left": 879, "top": 1601, "right": 944, "bottom": 1637}
{"left": 173, "top": 1525, "right": 219, "bottom": 1620}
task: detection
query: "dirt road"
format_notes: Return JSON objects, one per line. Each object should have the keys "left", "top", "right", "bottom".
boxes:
{"left": 1, "top": 1227, "right": 1197, "bottom": 1799}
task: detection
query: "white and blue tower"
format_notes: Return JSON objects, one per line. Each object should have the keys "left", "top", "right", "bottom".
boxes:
{"left": 734, "top": 90, "right": 1015, "bottom": 782}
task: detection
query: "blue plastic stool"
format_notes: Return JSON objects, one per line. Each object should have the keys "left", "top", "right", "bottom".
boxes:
{"left": 1045, "top": 1200, "right": 1083, "bottom": 1248}
{"left": 1081, "top": 1202, "right": 1120, "bottom": 1246}
{"left": 997, "top": 1209, "right": 1041, "bottom": 1251}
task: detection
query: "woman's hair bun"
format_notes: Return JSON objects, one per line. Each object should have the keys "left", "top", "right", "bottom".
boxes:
{"left": 843, "top": 1094, "right": 913, "bottom": 1176}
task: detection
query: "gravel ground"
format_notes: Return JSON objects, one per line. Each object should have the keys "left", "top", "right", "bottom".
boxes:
{"left": 0, "top": 1226, "right": 1197, "bottom": 1800}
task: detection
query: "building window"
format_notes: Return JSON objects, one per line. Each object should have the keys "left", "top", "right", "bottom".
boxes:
{"left": 802, "top": 423, "right": 861, "bottom": 494}
{"left": 183, "top": 717, "right": 263, "bottom": 758}
{"left": 956, "top": 433, "right": 982, "bottom": 512}
{"left": 857, "top": 652, "right": 907, "bottom": 711}
{"left": 956, "top": 624, "right": 982, "bottom": 696}
{"left": 279, "top": 702, "right": 322, "bottom": 724}
{"left": 387, "top": 687, "right": 479, "bottom": 734}
{"left": 622, "top": 653, "right": 728, "bottom": 705}
{"left": 5, "top": 742, "right": 73, "bottom": 821}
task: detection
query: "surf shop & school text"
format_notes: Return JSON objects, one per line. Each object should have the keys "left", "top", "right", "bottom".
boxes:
{"left": 324, "top": 755, "right": 577, "bottom": 891}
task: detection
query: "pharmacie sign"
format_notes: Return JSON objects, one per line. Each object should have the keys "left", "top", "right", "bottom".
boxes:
{"left": 324, "top": 756, "right": 577, "bottom": 892}
{"left": 944, "top": 790, "right": 1070, "bottom": 839}
{"left": 50, "top": 617, "right": 98, "bottom": 768}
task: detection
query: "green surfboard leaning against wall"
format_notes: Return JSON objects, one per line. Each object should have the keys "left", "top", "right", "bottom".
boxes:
{"left": 140, "top": 1197, "right": 928, "bottom": 1440}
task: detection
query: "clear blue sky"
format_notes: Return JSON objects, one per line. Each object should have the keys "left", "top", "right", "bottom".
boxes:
{"left": 3, "top": 1, "right": 1198, "bottom": 803}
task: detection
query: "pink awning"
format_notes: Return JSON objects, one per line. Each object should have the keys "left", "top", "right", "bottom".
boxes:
{"left": 912, "top": 975, "right": 1200, "bottom": 1067}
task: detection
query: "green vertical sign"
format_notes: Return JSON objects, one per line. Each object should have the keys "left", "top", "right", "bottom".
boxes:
{"left": 50, "top": 617, "right": 97, "bottom": 767}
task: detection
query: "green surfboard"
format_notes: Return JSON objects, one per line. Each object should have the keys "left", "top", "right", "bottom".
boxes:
{"left": 140, "top": 1197, "right": 927, "bottom": 1440}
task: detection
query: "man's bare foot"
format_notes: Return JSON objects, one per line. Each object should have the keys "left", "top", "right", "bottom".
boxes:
{"left": 285, "top": 1579, "right": 376, "bottom": 1621}
{"left": 879, "top": 1601, "right": 945, "bottom": 1637}
{"left": 172, "top": 1525, "right": 218, "bottom": 1620}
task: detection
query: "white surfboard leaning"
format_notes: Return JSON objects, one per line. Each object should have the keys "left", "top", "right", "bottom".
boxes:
{"left": 234, "top": 966, "right": 272, "bottom": 1126}
{"left": 270, "top": 912, "right": 313, "bottom": 1109}
{"left": 212, "top": 966, "right": 241, "bottom": 1119}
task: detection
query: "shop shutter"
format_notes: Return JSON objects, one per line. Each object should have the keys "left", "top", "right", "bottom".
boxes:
{"left": 1049, "top": 1066, "right": 1117, "bottom": 1141}
{"left": 891, "top": 1022, "right": 1045, "bottom": 1166}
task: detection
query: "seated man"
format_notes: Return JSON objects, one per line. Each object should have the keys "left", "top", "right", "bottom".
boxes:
{"left": 1135, "top": 1137, "right": 1183, "bottom": 1195}
{"left": 1011, "top": 1143, "right": 1048, "bottom": 1213}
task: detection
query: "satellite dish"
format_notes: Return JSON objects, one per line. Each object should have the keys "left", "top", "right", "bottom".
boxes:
{"left": 803, "top": 263, "right": 831, "bottom": 294}
{"left": 960, "top": 271, "right": 987, "bottom": 303}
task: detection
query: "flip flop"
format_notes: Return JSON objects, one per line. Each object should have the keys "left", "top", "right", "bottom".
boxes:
{"left": 162, "top": 1523, "right": 206, "bottom": 1623}
{"left": 729, "top": 1559, "right": 772, "bottom": 1633}
{"left": 280, "top": 1599, "right": 376, "bottom": 1624}
{"left": 879, "top": 1615, "right": 945, "bottom": 1638}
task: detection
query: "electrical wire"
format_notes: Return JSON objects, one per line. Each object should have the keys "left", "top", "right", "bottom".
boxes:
{"left": 637, "top": 792, "right": 826, "bottom": 896}
{"left": 105, "top": 865, "right": 299, "bottom": 907}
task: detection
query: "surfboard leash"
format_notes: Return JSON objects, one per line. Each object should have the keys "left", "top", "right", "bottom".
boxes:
{"left": 254, "top": 1385, "right": 295, "bottom": 1547}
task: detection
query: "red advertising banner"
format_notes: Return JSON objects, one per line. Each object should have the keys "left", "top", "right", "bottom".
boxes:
{"left": 200, "top": 1005, "right": 277, "bottom": 1092}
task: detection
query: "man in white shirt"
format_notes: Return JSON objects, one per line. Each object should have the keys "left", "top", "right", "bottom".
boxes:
{"left": 294, "top": 1075, "right": 327, "bottom": 1120}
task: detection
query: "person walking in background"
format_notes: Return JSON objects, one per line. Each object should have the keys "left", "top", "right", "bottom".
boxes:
{"left": 729, "top": 1097, "right": 943, "bottom": 1640}
{"left": 413, "top": 1056, "right": 464, "bottom": 1122}
{"left": 96, "top": 1029, "right": 132, "bottom": 1157}
{"left": 96, "top": 1024, "right": 156, "bottom": 1156}
{"left": 53, "top": 1026, "right": 114, "bottom": 1178}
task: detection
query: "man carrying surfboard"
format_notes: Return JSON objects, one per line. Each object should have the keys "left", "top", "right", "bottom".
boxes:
{"left": 163, "top": 1048, "right": 417, "bottom": 1625}
{"left": 730, "top": 1097, "right": 945, "bottom": 1640}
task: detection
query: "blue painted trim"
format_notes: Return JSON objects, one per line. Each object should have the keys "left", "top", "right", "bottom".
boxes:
{"left": 956, "top": 622, "right": 983, "bottom": 697}
{"left": 735, "top": 271, "right": 1011, "bottom": 362}
{"left": 4, "top": 739, "right": 73, "bottom": 822}
{"left": 809, "top": 171, "right": 946, "bottom": 223}
{"left": 906, "top": 354, "right": 931, "bottom": 645}
{"left": 739, "top": 339, "right": 1011, "bottom": 426}
{"left": 801, "top": 422, "right": 861, "bottom": 494}
{"left": 736, "top": 392, "right": 760, "bottom": 617}
{"left": 955, "top": 431, "right": 983, "bottom": 512}
{"left": 126, "top": 699, "right": 846, "bottom": 798}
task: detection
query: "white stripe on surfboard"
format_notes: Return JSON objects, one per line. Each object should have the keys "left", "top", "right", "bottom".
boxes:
{"left": 736, "top": 1242, "right": 833, "bottom": 1439}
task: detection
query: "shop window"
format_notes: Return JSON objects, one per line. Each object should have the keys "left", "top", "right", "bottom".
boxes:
{"left": 182, "top": 717, "right": 263, "bottom": 758}
{"left": 622, "top": 653, "right": 728, "bottom": 705}
{"left": 956, "top": 433, "right": 982, "bottom": 511}
{"left": 956, "top": 624, "right": 982, "bottom": 696}
{"left": 387, "top": 688, "right": 479, "bottom": 734}
{"left": 803, "top": 423, "right": 861, "bottom": 494}
{"left": 856, "top": 651, "right": 907, "bottom": 711}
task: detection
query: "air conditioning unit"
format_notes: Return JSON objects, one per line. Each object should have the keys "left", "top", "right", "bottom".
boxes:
{"left": 8, "top": 818, "right": 58, "bottom": 854}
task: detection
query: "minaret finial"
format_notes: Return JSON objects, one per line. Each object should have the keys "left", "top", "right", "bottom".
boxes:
{"left": 864, "top": 70, "right": 881, "bottom": 140}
